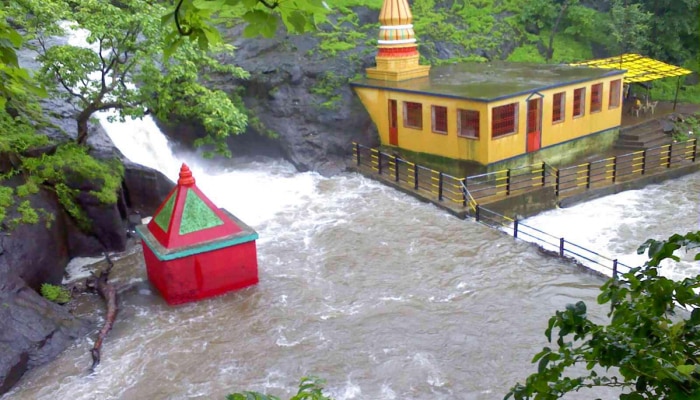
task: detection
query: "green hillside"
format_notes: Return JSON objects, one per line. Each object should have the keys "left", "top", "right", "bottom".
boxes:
{"left": 318, "top": 0, "right": 700, "bottom": 103}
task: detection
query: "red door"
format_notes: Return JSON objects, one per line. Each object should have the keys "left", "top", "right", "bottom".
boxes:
{"left": 388, "top": 99, "right": 398, "bottom": 146}
{"left": 526, "top": 98, "right": 541, "bottom": 152}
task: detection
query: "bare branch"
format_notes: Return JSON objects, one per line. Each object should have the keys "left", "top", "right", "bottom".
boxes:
{"left": 98, "top": 36, "right": 108, "bottom": 93}
{"left": 95, "top": 101, "right": 128, "bottom": 112}
{"left": 53, "top": 69, "right": 88, "bottom": 103}
{"left": 174, "top": 0, "right": 193, "bottom": 36}
{"left": 258, "top": 0, "right": 280, "bottom": 9}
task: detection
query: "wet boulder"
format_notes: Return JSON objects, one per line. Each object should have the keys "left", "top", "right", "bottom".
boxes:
{"left": 0, "top": 272, "right": 91, "bottom": 396}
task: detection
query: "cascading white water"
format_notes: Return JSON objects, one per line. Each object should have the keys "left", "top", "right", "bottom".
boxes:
{"left": 6, "top": 24, "right": 699, "bottom": 400}
{"left": 519, "top": 174, "right": 700, "bottom": 280}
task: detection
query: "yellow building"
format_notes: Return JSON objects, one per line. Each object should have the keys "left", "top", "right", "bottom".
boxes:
{"left": 351, "top": 0, "right": 626, "bottom": 169}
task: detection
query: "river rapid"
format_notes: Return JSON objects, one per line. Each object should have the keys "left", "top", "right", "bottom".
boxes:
{"left": 9, "top": 118, "right": 700, "bottom": 399}
{"left": 6, "top": 120, "right": 626, "bottom": 399}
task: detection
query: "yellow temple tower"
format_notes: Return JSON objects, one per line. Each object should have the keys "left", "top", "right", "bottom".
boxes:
{"left": 365, "top": 0, "right": 430, "bottom": 81}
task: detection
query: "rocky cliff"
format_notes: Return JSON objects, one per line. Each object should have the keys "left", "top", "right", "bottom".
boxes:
{"left": 0, "top": 120, "right": 173, "bottom": 395}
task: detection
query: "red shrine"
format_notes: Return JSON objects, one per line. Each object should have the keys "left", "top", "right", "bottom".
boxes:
{"left": 136, "top": 163, "right": 259, "bottom": 305}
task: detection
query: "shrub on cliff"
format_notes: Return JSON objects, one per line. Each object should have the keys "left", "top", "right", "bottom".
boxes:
{"left": 0, "top": 105, "right": 123, "bottom": 230}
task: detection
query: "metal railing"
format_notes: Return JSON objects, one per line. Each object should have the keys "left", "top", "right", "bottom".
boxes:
{"left": 460, "top": 138, "right": 699, "bottom": 201}
{"left": 353, "top": 143, "right": 468, "bottom": 206}
{"left": 353, "top": 139, "right": 700, "bottom": 208}
{"left": 470, "top": 204, "right": 632, "bottom": 278}
{"left": 351, "top": 142, "right": 657, "bottom": 278}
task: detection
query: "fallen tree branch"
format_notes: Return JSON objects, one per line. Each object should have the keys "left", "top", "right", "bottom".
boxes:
{"left": 87, "top": 252, "right": 118, "bottom": 372}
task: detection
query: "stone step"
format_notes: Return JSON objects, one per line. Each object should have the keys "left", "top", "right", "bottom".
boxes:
{"left": 615, "top": 135, "right": 673, "bottom": 150}
{"left": 644, "top": 136, "right": 673, "bottom": 149}
{"left": 616, "top": 138, "right": 644, "bottom": 146}
{"left": 614, "top": 143, "right": 645, "bottom": 150}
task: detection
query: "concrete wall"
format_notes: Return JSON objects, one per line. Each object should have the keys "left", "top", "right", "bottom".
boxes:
{"left": 481, "top": 186, "right": 558, "bottom": 220}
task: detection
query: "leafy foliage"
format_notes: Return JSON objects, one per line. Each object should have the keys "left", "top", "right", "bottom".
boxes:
{"left": 0, "top": 101, "right": 123, "bottom": 230}
{"left": 227, "top": 376, "right": 333, "bottom": 400}
{"left": 671, "top": 114, "right": 700, "bottom": 142}
{"left": 0, "top": 9, "right": 46, "bottom": 110}
{"left": 21, "top": 142, "right": 124, "bottom": 229}
{"left": 162, "top": 0, "right": 330, "bottom": 52}
{"left": 506, "top": 231, "right": 700, "bottom": 399}
{"left": 40, "top": 283, "right": 71, "bottom": 304}
{"left": 606, "top": 0, "right": 652, "bottom": 55}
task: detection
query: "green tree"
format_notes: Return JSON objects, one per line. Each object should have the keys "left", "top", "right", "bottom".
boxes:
{"left": 544, "top": 0, "right": 576, "bottom": 62}
{"left": 12, "top": 0, "right": 249, "bottom": 154}
{"left": 638, "top": 0, "right": 699, "bottom": 64}
{"left": 606, "top": 0, "right": 652, "bottom": 56}
{"left": 506, "top": 231, "right": 700, "bottom": 399}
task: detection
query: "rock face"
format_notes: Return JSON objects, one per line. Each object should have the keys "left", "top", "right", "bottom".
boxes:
{"left": 0, "top": 273, "right": 91, "bottom": 395}
{"left": 157, "top": 20, "right": 381, "bottom": 177}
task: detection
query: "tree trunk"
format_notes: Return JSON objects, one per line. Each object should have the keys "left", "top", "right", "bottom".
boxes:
{"left": 76, "top": 114, "right": 90, "bottom": 145}
{"left": 546, "top": 2, "right": 570, "bottom": 62}
{"left": 88, "top": 253, "right": 118, "bottom": 372}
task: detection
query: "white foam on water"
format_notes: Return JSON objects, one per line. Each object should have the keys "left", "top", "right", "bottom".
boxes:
{"left": 62, "top": 256, "right": 104, "bottom": 283}
{"left": 520, "top": 174, "right": 700, "bottom": 280}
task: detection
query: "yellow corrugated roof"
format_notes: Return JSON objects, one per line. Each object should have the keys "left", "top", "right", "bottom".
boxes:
{"left": 570, "top": 53, "right": 692, "bottom": 83}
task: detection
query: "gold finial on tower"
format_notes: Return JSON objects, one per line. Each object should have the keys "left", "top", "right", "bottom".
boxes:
{"left": 366, "top": 0, "right": 430, "bottom": 81}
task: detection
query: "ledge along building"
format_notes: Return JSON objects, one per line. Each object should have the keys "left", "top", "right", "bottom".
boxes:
{"left": 136, "top": 164, "right": 259, "bottom": 305}
{"left": 351, "top": 0, "right": 628, "bottom": 171}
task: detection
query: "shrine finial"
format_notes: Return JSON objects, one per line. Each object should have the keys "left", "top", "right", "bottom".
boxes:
{"left": 178, "top": 163, "right": 196, "bottom": 186}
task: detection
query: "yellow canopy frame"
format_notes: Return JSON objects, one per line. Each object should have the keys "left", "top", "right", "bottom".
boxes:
{"left": 571, "top": 53, "right": 693, "bottom": 110}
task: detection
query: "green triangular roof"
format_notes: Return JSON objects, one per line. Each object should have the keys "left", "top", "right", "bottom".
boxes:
{"left": 153, "top": 192, "right": 176, "bottom": 232}
{"left": 179, "top": 189, "right": 224, "bottom": 235}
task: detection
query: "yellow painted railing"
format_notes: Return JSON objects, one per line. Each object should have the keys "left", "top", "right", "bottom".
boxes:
{"left": 352, "top": 138, "right": 699, "bottom": 209}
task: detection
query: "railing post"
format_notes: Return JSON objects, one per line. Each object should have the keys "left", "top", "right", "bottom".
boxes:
{"left": 586, "top": 162, "right": 592, "bottom": 189}
{"left": 541, "top": 162, "right": 546, "bottom": 186}
{"left": 514, "top": 220, "right": 519, "bottom": 238}
{"left": 693, "top": 138, "right": 697, "bottom": 163}
{"left": 475, "top": 204, "right": 480, "bottom": 222}
{"left": 641, "top": 149, "right": 646, "bottom": 175}
{"left": 559, "top": 238, "right": 565, "bottom": 257}
{"left": 612, "top": 156, "right": 618, "bottom": 183}
{"left": 377, "top": 151, "right": 383, "bottom": 174}
{"left": 414, "top": 166, "right": 419, "bottom": 190}
{"left": 667, "top": 145, "right": 672, "bottom": 168}
{"left": 394, "top": 155, "right": 400, "bottom": 182}
{"left": 461, "top": 179, "right": 467, "bottom": 207}
{"left": 554, "top": 169, "right": 560, "bottom": 197}
{"left": 355, "top": 143, "right": 361, "bottom": 166}
{"left": 506, "top": 169, "right": 511, "bottom": 195}
{"left": 438, "top": 172, "right": 444, "bottom": 201}
{"left": 612, "top": 259, "right": 618, "bottom": 279}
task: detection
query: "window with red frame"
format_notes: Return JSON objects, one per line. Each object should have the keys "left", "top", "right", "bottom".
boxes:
{"left": 492, "top": 103, "right": 518, "bottom": 138}
{"left": 552, "top": 92, "right": 565, "bottom": 123}
{"left": 590, "top": 83, "right": 602, "bottom": 113}
{"left": 404, "top": 101, "right": 422, "bottom": 129}
{"left": 609, "top": 79, "right": 621, "bottom": 109}
{"left": 573, "top": 88, "right": 585, "bottom": 117}
{"left": 458, "top": 109, "right": 479, "bottom": 138}
{"left": 431, "top": 105, "right": 447, "bottom": 134}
